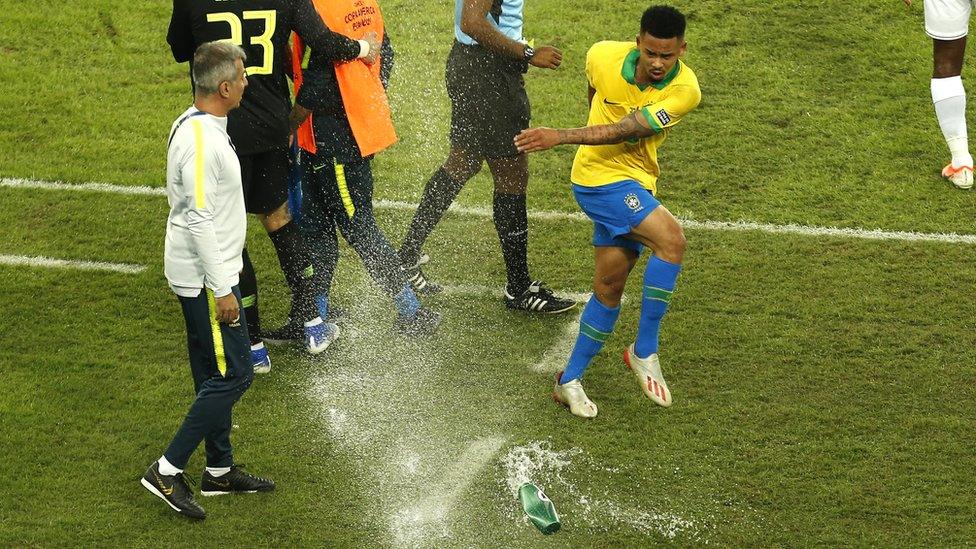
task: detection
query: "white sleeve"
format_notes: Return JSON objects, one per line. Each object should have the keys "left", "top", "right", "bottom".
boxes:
{"left": 180, "top": 121, "right": 234, "bottom": 297}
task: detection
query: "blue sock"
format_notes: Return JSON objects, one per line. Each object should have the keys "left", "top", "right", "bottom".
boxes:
{"left": 634, "top": 255, "right": 682, "bottom": 358}
{"left": 393, "top": 284, "right": 421, "bottom": 318}
{"left": 315, "top": 294, "right": 329, "bottom": 321}
{"left": 561, "top": 296, "right": 621, "bottom": 383}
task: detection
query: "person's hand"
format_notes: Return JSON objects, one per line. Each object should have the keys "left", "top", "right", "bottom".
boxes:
{"left": 362, "top": 31, "right": 380, "bottom": 65}
{"left": 530, "top": 45, "right": 562, "bottom": 69}
{"left": 903, "top": 0, "right": 911, "bottom": 5}
{"left": 515, "top": 127, "right": 560, "bottom": 153}
{"left": 214, "top": 293, "right": 240, "bottom": 324}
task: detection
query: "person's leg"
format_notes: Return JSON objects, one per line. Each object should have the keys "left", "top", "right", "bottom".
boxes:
{"left": 164, "top": 289, "right": 253, "bottom": 470}
{"left": 925, "top": 0, "right": 973, "bottom": 186}
{"left": 142, "top": 299, "right": 211, "bottom": 519}
{"left": 297, "top": 152, "right": 341, "bottom": 321}
{"left": 334, "top": 159, "right": 425, "bottom": 320}
{"left": 627, "top": 205, "right": 686, "bottom": 359}
{"left": 397, "top": 40, "right": 485, "bottom": 290}
{"left": 237, "top": 155, "right": 265, "bottom": 350}
{"left": 399, "top": 148, "right": 482, "bottom": 267}
{"left": 560, "top": 246, "right": 638, "bottom": 384}
{"left": 247, "top": 148, "right": 321, "bottom": 325}
{"left": 486, "top": 154, "right": 532, "bottom": 296}
{"left": 932, "top": 38, "right": 973, "bottom": 182}
{"left": 260, "top": 202, "right": 320, "bottom": 323}
{"left": 239, "top": 248, "right": 262, "bottom": 346}
{"left": 201, "top": 288, "right": 254, "bottom": 471}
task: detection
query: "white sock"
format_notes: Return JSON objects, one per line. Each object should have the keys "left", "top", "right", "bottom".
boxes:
{"left": 931, "top": 76, "right": 973, "bottom": 168}
{"left": 250, "top": 342, "right": 265, "bottom": 352}
{"left": 206, "top": 466, "right": 231, "bottom": 477}
{"left": 304, "top": 316, "right": 323, "bottom": 328}
{"left": 157, "top": 456, "right": 182, "bottom": 476}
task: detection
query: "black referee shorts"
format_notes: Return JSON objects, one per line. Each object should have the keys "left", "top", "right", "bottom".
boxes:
{"left": 446, "top": 41, "right": 531, "bottom": 159}
{"left": 239, "top": 148, "right": 290, "bottom": 215}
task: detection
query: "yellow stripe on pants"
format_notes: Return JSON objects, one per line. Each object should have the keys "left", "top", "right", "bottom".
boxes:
{"left": 206, "top": 289, "right": 228, "bottom": 377}
{"left": 335, "top": 159, "right": 355, "bottom": 218}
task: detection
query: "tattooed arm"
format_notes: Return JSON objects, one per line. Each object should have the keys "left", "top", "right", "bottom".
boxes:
{"left": 514, "top": 110, "right": 654, "bottom": 153}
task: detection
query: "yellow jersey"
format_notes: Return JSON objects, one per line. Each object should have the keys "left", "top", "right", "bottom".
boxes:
{"left": 571, "top": 41, "right": 701, "bottom": 195}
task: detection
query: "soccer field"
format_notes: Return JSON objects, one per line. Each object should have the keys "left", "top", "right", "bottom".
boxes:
{"left": 4, "top": 0, "right": 976, "bottom": 546}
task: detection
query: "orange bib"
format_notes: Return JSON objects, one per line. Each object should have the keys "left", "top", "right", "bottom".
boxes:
{"left": 291, "top": 0, "right": 397, "bottom": 157}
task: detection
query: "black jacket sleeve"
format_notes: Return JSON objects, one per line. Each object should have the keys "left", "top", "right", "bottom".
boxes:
{"left": 167, "top": 0, "right": 195, "bottom": 63}
{"left": 379, "top": 32, "right": 394, "bottom": 90}
{"left": 292, "top": 0, "right": 361, "bottom": 62}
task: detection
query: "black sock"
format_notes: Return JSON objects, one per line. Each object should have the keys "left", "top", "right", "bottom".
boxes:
{"left": 239, "top": 247, "right": 262, "bottom": 345}
{"left": 399, "top": 168, "right": 466, "bottom": 266}
{"left": 493, "top": 192, "right": 531, "bottom": 294}
{"left": 268, "top": 220, "right": 317, "bottom": 322}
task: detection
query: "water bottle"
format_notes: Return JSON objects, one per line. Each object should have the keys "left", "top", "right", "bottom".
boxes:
{"left": 518, "top": 482, "right": 561, "bottom": 534}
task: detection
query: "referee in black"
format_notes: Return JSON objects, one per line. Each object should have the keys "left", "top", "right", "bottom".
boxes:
{"left": 397, "top": 0, "right": 576, "bottom": 314}
{"left": 167, "top": 0, "right": 380, "bottom": 369}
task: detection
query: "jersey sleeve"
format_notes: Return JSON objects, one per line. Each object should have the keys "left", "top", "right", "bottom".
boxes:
{"left": 638, "top": 84, "right": 701, "bottom": 134}
{"left": 179, "top": 122, "right": 235, "bottom": 297}
{"left": 584, "top": 43, "right": 599, "bottom": 88}
{"left": 292, "top": 0, "right": 361, "bottom": 62}
{"left": 167, "top": 0, "right": 195, "bottom": 63}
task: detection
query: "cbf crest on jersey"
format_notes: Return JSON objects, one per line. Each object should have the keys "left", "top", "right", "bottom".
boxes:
{"left": 624, "top": 193, "right": 643, "bottom": 212}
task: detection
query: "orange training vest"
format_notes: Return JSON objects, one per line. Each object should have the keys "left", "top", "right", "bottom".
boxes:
{"left": 291, "top": 0, "right": 397, "bottom": 157}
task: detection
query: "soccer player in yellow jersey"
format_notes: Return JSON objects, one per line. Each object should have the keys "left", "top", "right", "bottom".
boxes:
{"left": 515, "top": 5, "right": 699, "bottom": 417}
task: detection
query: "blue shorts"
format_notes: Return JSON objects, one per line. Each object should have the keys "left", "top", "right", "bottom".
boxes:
{"left": 572, "top": 180, "right": 660, "bottom": 253}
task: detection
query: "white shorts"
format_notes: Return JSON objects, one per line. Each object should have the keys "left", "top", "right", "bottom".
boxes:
{"left": 925, "top": 0, "right": 975, "bottom": 40}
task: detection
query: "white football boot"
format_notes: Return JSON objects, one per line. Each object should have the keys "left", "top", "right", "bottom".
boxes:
{"left": 552, "top": 371, "right": 598, "bottom": 418}
{"left": 623, "top": 344, "right": 672, "bottom": 408}
{"left": 943, "top": 164, "right": 974, "bottom": 190}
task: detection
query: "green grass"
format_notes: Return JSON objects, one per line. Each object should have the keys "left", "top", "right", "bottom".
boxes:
{"left": 3, "top": 0, "right": 976, "bottom": 546}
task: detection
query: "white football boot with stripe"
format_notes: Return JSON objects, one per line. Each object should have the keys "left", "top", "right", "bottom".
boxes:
{"left": 623, "top": 344, "right": 672, "bottom": 408}
{"left": 552, "top": 371, "right": 598, "bottom": 418}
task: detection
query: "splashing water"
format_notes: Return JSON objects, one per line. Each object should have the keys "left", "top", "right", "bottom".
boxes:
{"left": 500, "top": 440, "right": 705, "bottom": 542}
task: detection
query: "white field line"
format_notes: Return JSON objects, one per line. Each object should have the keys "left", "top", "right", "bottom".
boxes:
{"left": 535, "top": 311, "right": 584, "bottom": 374}
{"left": 391, "top": 436, "right": 506, "bottom": 547}
{"left": 5, "top": 177, "right": 976, "bottom": 245}
{"left": 0, "top": 254, "right": 146, "bottom": 274}
{"left": 0, "top": 178, "right": 166, "bottom": 196}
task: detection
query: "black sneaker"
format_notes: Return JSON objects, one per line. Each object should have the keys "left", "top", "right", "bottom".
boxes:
{"left": 141, "top": 462, "right": 206, "bottom": 520}
{"left": 200, "top": 465, "right": 275, "bottom": 496}
{"left": 402, "top": 254, "right": 442, "bottom": 294}
{"left": 394, "top": 307, "right": 442, "bottom": 337}
{"left": 505, "top": 281, "right": 577, "bottom": 314}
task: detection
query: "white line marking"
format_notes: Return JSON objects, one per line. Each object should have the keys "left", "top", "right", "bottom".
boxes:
{"left": 0, "top": 254, "right": 146, "bottom": 274}
{"left": 6, "top": 177, "right": 976, "bottom": 245}
{"left": 391, "top": 436, "right": 506, "bottom": 547}
{"left": 534, "top": 311, "right": 584, "bottom": 374}
{"left": 0, "top": 177, "right": 165, "bottom": 196}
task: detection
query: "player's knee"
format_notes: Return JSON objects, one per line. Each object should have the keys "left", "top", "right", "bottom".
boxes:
{"left": 444, "top": 162, "right": 480, "bottom": 183}
{"left": 656, "top": 226, "right": 686, "bottom": 263}
{"left": 261, "top": 203, "right": 292, "bottom": 232}
{"left": 594, "top": 275, "right": 627, "bottom": 306}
